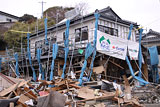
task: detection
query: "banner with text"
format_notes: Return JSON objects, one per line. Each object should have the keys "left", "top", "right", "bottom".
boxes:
{"left": 97, "top": 31, "right": 128, "bottom": 60}
{"left": 96, "top": 30, "right": 139, "bottom": 60}
{"left": 128, "top": 41, "right": 139, "bottom": 60}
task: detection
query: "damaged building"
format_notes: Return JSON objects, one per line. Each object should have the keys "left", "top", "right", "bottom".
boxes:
{"left": 28, "top": 6, "right": 143, "bottom": 82}
{"left": 1, "top": 6, "right": 160, "bottom": 107}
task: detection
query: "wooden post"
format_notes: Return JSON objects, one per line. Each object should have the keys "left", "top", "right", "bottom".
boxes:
{"left": 143, "top": 63, "right": 148, "bottom": 81}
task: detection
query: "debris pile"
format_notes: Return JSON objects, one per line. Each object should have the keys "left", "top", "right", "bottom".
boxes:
{"left": 1, "top": 75, "right": 156, "bottom": 107}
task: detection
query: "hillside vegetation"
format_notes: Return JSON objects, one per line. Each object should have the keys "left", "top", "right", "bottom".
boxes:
{"left": 3, "top": 6, "right": 73, "bottom": 49}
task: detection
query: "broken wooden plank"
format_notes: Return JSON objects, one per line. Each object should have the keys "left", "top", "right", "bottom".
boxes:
{"left": 93, "top": 66, "right": 105, "bottom": 74}
{"left": 0, "top": 80, "right": 28, "bottom": 97}
{"left": 24, "top": 87, "right": 37, "bottom": 100}
{"left": 7, "top": 81, "right": 21, "bottom": 99}
{"left": 17, "top": 94, "right": 30, "bottom": 107}
{"left": 109, "top": 60, "right": 124, "bottom": 69}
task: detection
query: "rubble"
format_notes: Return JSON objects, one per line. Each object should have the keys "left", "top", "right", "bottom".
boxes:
{"left": 0, "top": 76, "right": 159, "bottom": 107}
{"left": 0, "top": 7, "right": 160, "bottom": 107}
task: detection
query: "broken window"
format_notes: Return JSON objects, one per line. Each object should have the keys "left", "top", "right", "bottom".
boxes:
{"left": 75, "top": 26, "right": 88, "bottom": 42}
{"left": 98, "top": 25, "right": 118, "bottom": 37}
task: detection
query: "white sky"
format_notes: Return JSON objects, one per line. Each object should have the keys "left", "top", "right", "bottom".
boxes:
{"left": 1, "top": 0, "right": 160, "bottom": 32}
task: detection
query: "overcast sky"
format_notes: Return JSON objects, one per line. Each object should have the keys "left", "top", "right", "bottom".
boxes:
{"left": 1, "top": 0, "right": 160, "bottom": 32}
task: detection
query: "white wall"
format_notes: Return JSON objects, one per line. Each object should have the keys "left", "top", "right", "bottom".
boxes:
{"left": 30, "top": 18, "right": 137, "bottom": 57}
{"left": 0, "top": 14, "right": 18, "bottom": 22}
{"left": 98, "top": 19, "right": 137, "bottom": 41}
{"left": 30, "top": 19, "right": 95, "bottom": 57}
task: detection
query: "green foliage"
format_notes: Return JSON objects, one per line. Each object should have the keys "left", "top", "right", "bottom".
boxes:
{"left": 19, "top": 14, "right": 37, "bottom": 24}
{"left": 3, "top": 6, "right": 73, "bottom": 50}
{"left": 4, "top": 17, "right": 55, "bottom": 49}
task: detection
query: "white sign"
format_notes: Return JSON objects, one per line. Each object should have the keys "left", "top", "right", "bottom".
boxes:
{"left": 97, "top": 31, "right": 128, "bottom": 60}
{"left": 128, "top": 41, "right": 139, "bottom": 60}
{"left": 96, "top": 30, "right": 139, "bottom": 60}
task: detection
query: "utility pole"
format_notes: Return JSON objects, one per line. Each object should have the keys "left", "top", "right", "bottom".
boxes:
{"left": 39, "top": 1, "right": 46, "bottom": 18}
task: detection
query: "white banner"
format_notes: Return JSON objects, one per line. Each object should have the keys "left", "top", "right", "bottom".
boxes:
{"left": 97, "top": 30, "right": 128, "bottom": 60}
{"left": 96, "top": 30, "right": 139, "bottom": 60}
{"left": 128, "top": 41, "right": 139, "bottom": 60}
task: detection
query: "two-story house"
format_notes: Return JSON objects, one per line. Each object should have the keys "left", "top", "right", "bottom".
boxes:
{"left": 30, "top": 6, "right": 138, "bottom": 57}
{"left": 29, "top": 6, "right": 139, "bottom": 80}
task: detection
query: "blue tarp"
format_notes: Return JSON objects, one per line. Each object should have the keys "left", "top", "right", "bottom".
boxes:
{"left": 126, "top": 56, "right": 149, "bottom": 84}
{"left": 148, "top": 46, "right": 159, "bottom": 65}
{"left": 126, "top": 25, "right": 149, "bottom": 85}
{"left": 27, "top": 33, "right": 36, "bottom": 81}
{"left": 61, "top": 20, "right": 70, "bottom": 79}
{"left": 138, "top": 29, "right": 143, "bottom": 78}
{"left": 14, "top": 53, "right": 20, "bottom": 77}
{"left": 148, "top": 46, "right": 159, "bottom": 83}
{"left": 45, "top": 18, "right": 49, "bottom": 45}
{"left": 37, "top": 48, "right": 45, "bottom": 80}
{"left": 50, "top": 43, "right": 58, "bottom": 81}
{"left": 79, "top": 43, "right": 94, "bottom": 86}
{"left": 88, "top": 13, "right": 100, "bottom": 81}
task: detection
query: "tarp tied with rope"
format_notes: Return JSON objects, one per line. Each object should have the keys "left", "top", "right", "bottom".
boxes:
{"left": 61, "top": 20, "right": 70, "bottom": 79}
{"left": 138, "top": 28, "right": 143, "bottom": 79}
{"left": 78, "top": 43, "right": 94, "bottom": 86}
{"left": 27, "top": 33, "right": 36, "bottom": 81}
{"left": 88, "top": 13, "right": 100, "bottom": 81}
{"left": 125, "top": 24, "right": 149, "bottom": 85}
{"left": 45, "top": 18, "right": 49, "bottom": 45}
{"left": 148, "top": 46, "right": 159, "bottom": 83}
{"left": 14, "top": 53, "right": 20, "bottom": 77}
{"left": 50, "top": 43, "right": 58, "bottom": 81}
{"left": 37, "top": 48, "right": 45, "bottom": 80}
{"left": 78, "top": 12, "right": 100, "bottom": 86}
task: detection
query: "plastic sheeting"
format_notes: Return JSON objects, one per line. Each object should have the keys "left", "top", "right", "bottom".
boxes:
{"left": 44, "top": 18, "right": 49, "bottom": 45}
{"left": 79, "top": 43, "right": 94, "bottom": 86}
{"left": 126, "top": 24, "right": 149, "bottom": 85}
{"left": 148, "top": 46, "right": 159, "bottom": 83}
{"left": 88, "top": 13, "right": 100, "bottom": 81}
{"left": 127, "top": 24, "right": 133, "bottom": 40}
{"left": 14, "top": 53, "right": 20, "bottom": 77}
{"left": 148, "top": 46, "right": 159, "bottom": 65}
{"left": 27, "top": 33, "right": 36, "bottom": 81}
{"left": 37, "top": 48, "right": 45, "bottom": 80}
{"left": 126, "top": 56, "right": 149, "bottom": 84}
{"left": 138, "top": 29, "right": 143, "bottom": 78}
{"left": 61, "top": 20, "right": 70, "bottom": 79}
{"left": 50, "top": 43, "right": 58, "bottom": 81}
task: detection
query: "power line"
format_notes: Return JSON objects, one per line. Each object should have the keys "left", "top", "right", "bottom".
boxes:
{"left": 38, "top": 1, "right": 46, "bottom": 18}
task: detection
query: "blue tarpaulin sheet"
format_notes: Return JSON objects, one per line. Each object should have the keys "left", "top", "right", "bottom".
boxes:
{"left": 27, "top": 33, "right": 36, "bottom": 81}
{"left": 50, "top": 43, "right": 58, "bottom": 81}
{"left": 148, "top": 46, "right": 159, "bottom": 65}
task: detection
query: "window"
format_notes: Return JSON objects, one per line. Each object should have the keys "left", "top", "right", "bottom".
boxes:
{"left": 98, "top": 25, "right": 118, "bottom": 37}
{"left": 63, "top": 32, "right": 65, "bottom": 40}
{"left": 6, "top": 18, "right": 12, "bottom": 22}
{"left": 75, "top": 26, "right": 88, "bottom": 42}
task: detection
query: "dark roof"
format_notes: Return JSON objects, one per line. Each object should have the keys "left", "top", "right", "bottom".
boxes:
{"left": 147, "top": 29, "right": 160, "bottom": 36}
{"left": 142, "top": 29, "right": 160, "bottom": 39}
{"left": 31, "top": 6, "right": 138, "bottom": 38}
{"left": 0, "top": 11, "right": 19, "bottom": 20}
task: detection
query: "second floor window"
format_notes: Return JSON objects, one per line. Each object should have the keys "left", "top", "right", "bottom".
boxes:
{"left": 75, "top": 26, "right": 88, "bottom": 42}
{"left": 98, "top": 25, "right": 118, "bottom": 37}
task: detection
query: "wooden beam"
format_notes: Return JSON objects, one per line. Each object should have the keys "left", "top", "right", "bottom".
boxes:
{"left": 109, "top": 60, "right": 124, "bottom": 69}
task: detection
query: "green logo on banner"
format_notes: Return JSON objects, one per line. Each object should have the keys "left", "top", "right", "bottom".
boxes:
{"left": 99, "top": 36, "right": 105, "bottom": 43}
{"left": 99, "top": 36, "right": 111, "bottom": 44}
{"left": 107, "top": 39, "right": 110, "bottom": 44}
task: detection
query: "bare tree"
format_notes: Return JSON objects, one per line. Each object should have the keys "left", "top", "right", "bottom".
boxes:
{"left": 75, "top": 2, "right": 89, "bottom": 16}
